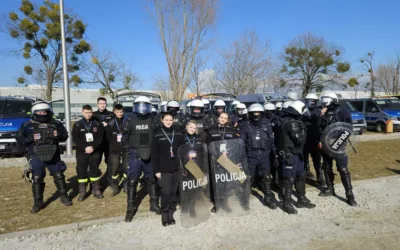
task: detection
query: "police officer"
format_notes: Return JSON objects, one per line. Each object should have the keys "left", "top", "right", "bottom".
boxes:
{"left": 166, "top": 100, "right": 185, "bottom": 129}
{"left": 231, "top": 102, "right": 246, "bottom": 128}
{"left": 106, "top": 104, "right": 128, "bottom": 196}
{"left": 151, "top": 107, "right": 158, "bottom": 118}
{"left": 275, "top": 101, "right": 316, "bottom": 214}
{"left": 184, "top": 99, "right": 210, "bottom": 141}
{"left": 264, "top": 103, "right": 277, "bottom": 125}
{"left": 201, "top": 99, "right": 212, "bottom": 118}
{"left": 16, "top": 101, "right": 71, "bottom": 213}
{"left": 122, "top": 96, "right": 160, "bottom": 222}
{"left": 206, "top": 112, "right": 242, "bottom": 212}
{"left": 93, "top": 97, "right": 114, "bottom": 165}
{"left": 72, "top": 105, "right": 105, "bottom": 201}
{"left": 275, "top": 102, "right": 283, "bottom": 116}
{"left": 303, "top": 93, "right": 324, "bottom": 185}
{"left": 240, "top": 103, "right": 277, "bottom": 209}
{"left": 319, "top": 92, "right": 357, "bottom": 206}
{"left": 211, "top": 100, "right": 226, "bottom": 126}
{"left": 160, "top": 101, "right": 168, "bottom": 113}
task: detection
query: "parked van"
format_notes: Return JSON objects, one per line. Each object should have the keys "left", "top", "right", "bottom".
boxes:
{"left": 349, "top": 98, "right": 400, "bottom": 132}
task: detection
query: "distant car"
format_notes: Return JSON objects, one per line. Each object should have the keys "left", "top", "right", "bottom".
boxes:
{"left": 339, "top": 99, "right": 367, "bottom": 135}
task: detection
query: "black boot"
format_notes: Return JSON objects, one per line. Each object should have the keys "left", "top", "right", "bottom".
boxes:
{"left": 146, "top": 178, "right": 161, "bottom": 215}
{"left": 305, "top": 162, "right": 315, "bottom": 179}
{"left": 91, "top": 180, "right": 104, "bottom": 199}
{"left": 260, "top": 173, "right": 277, "bottom": 209}
{"left": 53, "top": 171, "right": 72, "bottom": 206}
{"left": 295, "top": 173, "right": 316, "bottom": 209}
{"left": 110, "top": 178, "right": 120, "bottom": 197}
{"left": 161, "top": 212, "right": 169, "bottom": 226}
{"left": 316, "top": 167, "right": 326, "bottom": 187}
{"left": 31, "top": 176, "right": 45, "bottom": 213}
{"left": 125, "top": 180, "right": 138, "bottom": 222}
{"left": 340, "top": 169, "right": 358, "bottom": 207}
{"left": 168, "top": 209, "right": 176, "bottom": 225}
{"left": 282, "top": 178, "right": 297, "bottom": 214}
{"left": 78, "top": 182, "right": 87, "bottom": 202}
{"left": 319, "top": 164, "right": 335, "bottom": 197}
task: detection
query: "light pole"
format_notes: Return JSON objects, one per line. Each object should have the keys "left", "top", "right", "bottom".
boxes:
{"left": 59, "top": 0, "right": 73, "bottom": 156}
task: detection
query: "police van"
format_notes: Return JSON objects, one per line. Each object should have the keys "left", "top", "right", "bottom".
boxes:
{"left": 349, "top": 98, "right": 400, "bottom": 132}
{"left": 199, "top": 93, "right": 236, "bottom": 114}
{"left": 338, "top": 99, "right": 367, "bottom": 135}
{"left": 116, "top": 92, "right": 162, "bottom": 117}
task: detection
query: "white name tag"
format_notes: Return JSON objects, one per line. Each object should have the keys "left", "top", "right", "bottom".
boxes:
{"left": 85, "top": 133, "right": 94, "bottom": 142}
{"left": 220, "top": 143, "right": 226, "bottom": 153}
{"left": 117, "top": 134, "right": 122, "bottom": 142}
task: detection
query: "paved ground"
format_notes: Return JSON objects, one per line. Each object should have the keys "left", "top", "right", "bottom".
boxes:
{"left": 1, "top": 175, "right": 399, "bottom": 250}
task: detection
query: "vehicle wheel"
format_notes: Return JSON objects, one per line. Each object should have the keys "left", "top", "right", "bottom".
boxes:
{"left": 358, "top": 129, "right": 364, "bottom": 135}
{"left": 375, "top": 122, "right": 386, "bottom": 133}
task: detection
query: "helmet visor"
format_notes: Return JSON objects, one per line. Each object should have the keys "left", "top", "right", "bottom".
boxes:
{"left": 133, "top": 103, "right": 151, "bottom": 114}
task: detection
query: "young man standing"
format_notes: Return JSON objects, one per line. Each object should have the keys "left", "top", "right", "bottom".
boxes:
{"left": 72, "top": 105, "right": 104, "bottom": 201}
{"left": 106, "top": 104, "right": 128, "bottom": 196}
{"left": 93, "top": 97, "right": 114, "bottom": 164}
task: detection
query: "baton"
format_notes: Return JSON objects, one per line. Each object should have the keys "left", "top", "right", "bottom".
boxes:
{"left": 348, "top": 138, "right": 357, "bottom": 154}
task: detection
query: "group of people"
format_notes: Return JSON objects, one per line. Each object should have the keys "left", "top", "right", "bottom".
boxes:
{"left": 16, "top": 91, "right": 357, "bottom": 227}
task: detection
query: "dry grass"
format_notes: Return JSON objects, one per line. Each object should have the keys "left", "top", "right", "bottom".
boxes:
{"left": 1, "top": 140, "right": 400, "bottom": 234}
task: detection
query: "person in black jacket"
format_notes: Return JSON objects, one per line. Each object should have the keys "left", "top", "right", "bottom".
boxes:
{"left": 92, "top": 97, "right": 114, "bottom": 165}
{"left": 206, "top": 112, "right": 238, "bottom": 213}
{"left": 106, "top": 104, "right": 128, "bottom": 196}
{"left": 152, "top": 113, "right": 185, "bottom": 226}
{"left": 72, "top": 105, "right": 104, "bottom": 201}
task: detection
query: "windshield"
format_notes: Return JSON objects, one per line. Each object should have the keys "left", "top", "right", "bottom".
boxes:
{"left": 0, "top": 100, "right": 32, "bottom": 118}
{"left": 340, "top": 100, "right": 357, "bottom": 112}
{"left": 375, "top": 99, "right": 400, "bottom": 110}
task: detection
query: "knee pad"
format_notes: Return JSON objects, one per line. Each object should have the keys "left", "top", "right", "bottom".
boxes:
{"left": 338, "top": 167, "right": 349, "bottom": 175}
{"left": 53, "top": 171, "right": 64, "bottom": 179}
{"left": 296, "top": 172, "right": 306, "bottom": 182}
{"left": 32, "top": 175, "right": 44, "bottom": 183}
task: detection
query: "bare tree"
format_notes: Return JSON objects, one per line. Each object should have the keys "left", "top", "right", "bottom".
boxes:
{"left": 214, "top": 30, "right": 272, "bottom": 96}
{"left": 153, "top": 76, "right": 173, "bottom": 101}
{"left": 360, "top": 51, "right": 376, "bottom": 96}
{"left": 189, "top": 55, "right": 208, "bottom": 96}
{"left": 82, "top": 50, "right": 140, "bottom": 100}
{"left": 148, "top": 0, "right": 217, "bottom": 101}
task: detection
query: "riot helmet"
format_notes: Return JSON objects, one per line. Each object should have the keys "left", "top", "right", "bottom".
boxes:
{"left": 133, "top": 96, "right": 152, "bottom": 116}
{"left": 304, "top": 93, "right": 318, "bottom": 109}
{"left": 160, "top": 101, "right": 168, "bottom": 113}
{"left": 320, "top": 92, "right": 338, "bottom": 108}
{"left": 286, "top": 100, "right": 310, "bottom": 118}
{"left": 189, "top": 99, "right": 204, "bottom": 117}
{"left": 275, "top": 102, "right": 283, "bottom": 111}
{"left": 248, "top": 103, "right": 264, "bottom": 122}
{"left": 264, "top": 102, "right": 276, "bottom": 118}
{"left": 31, "top": 101, "right": 53, "bottom": 123}
{"left": 201, "top": 99, "right": 211, "bottom": 113}
{"left": 213, "top": 100, "right": 226, "bottom": 114}
{"left": 235, "top": 103, "right": 246, "bottom": 116}
{"left": 166, "top": 100, "right": 180, "bottom": 116}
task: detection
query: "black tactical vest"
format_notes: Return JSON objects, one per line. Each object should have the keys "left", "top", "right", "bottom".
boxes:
{"left": 321, "top": 107, "right": 341, "bottom": 130}
{"left": 128, "top": 116, "right": 153, "bottom": 160}
{"left": 32, "top": 122, "right": 58, "bottom": 162}
{"left": 246, "top": 121, "right": 269, "bottom": 151}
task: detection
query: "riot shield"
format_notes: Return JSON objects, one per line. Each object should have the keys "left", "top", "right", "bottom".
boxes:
{"left": 321, "top": 122, "right": 359, "bottom": 157}
{"left": 208, "top": 138, "right": 250, "bottom": 216}
{"left": 178, "top": 143, "right": 211, "bottom": 228}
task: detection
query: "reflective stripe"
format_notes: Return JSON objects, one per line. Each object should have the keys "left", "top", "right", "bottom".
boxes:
{"left": 90, "top": 177, "right": 101, "bottom": 182}
{"left": 0, "top": 138, "right": 17, "bottom": 143}
{"left": 112, "top": 175, "right": 119, "bottom": 180}
{"left": 78, "top": 178, "right": 88, "bottom": 183}
{"left": 123, "top": 173, "right": 127, "bottom": 178}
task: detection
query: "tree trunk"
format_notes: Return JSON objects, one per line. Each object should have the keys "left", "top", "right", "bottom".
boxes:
{"left": 46, "top": 70, "right": 53, "bottom": 101}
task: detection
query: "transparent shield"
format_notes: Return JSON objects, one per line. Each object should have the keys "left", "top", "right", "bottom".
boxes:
{"left": 178, "top": 143, "right": 212, "bottom": 228}
{"left": 321, "top": 122, "right": 359, "bottom": 157}
{"left": 208, "top": 138, "right": 250, "bottom": 217}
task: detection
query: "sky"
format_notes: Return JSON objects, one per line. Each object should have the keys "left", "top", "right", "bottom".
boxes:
{"left": 0, "top": 0, "right": 399, "bottom": 90}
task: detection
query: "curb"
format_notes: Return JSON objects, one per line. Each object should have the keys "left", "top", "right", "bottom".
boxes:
{"left": 0, "top": 210, "right": 153, "bottom": 241}
{"left": 1, "top": 175, "right": 398, "bottom": 240}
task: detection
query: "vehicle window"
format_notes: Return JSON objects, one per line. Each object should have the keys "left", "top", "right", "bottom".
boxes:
{"left": 350, "top": 101, "right": 363, "bottom": 112}
{"left": 0, "top": 100, "right": 32, "bottom": 118}
{"left": 366, "top": 100, "right": 378, "bottom": 112}
{"left": 341, "top": 100, "right": 356, "bottom": 112}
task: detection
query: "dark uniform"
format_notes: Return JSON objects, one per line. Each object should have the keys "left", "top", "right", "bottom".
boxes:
{"left": 106, "top": 117, "right": 128, "bottom": 195}
{"left": 16, "top": 115, "right": 71, "bottom": 213}
{"left": 93, "top": 109, "right": 114, "bottom": 164}
{"left": 319, "top": 105, "right": 357, "bottom": 206}
{"left": 275, "top": 104, "right": 316, "bottom": 214}
{"left": 184, "top": 113, "right": 210, "bottom": 142}
{"left": 303, "top": 107, "right": 324, "bottom": 184}
{"left": 72, "top": 118, "right": 104, "bottom": 200}
{"left": 122, "top": 113, "right": 160, "bottom": 222}
{"left": 240, "top": 116, "right": 277, "bottom": 209}
{"left": 152, "top": 126, "right": 185, "bottom": 225}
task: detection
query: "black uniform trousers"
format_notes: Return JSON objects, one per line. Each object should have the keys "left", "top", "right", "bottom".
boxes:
{"left": 158, "top": 171, "right": 179, "bottom": 213}
{"left": 108, "top": 152, "right": 128, "bottom": 183}
{"left": 76, "top": 151, "right": 102, "bottom": 183}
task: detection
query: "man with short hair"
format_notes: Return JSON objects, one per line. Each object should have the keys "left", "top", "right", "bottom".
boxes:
{"left": 106, "top": 104, "right": 128, "bottom": 196}
{"left": 93, "top": 97, "right": 114, "bottom": 164}
{"left": 72, "top": 105, "right": 104, "bottom": 201}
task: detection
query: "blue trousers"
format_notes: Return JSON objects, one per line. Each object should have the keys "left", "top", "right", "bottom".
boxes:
{"left": 127, "top": 149, "right": 154, "bottom": 181}
{"left": 247, "top": 150, "right": 271, "bottom": 177}
{"left": 280, "top": 154, "right": 304, "bottom": 179}
{"left": 30, "top": 154, "right": 66, "bottom": 179}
